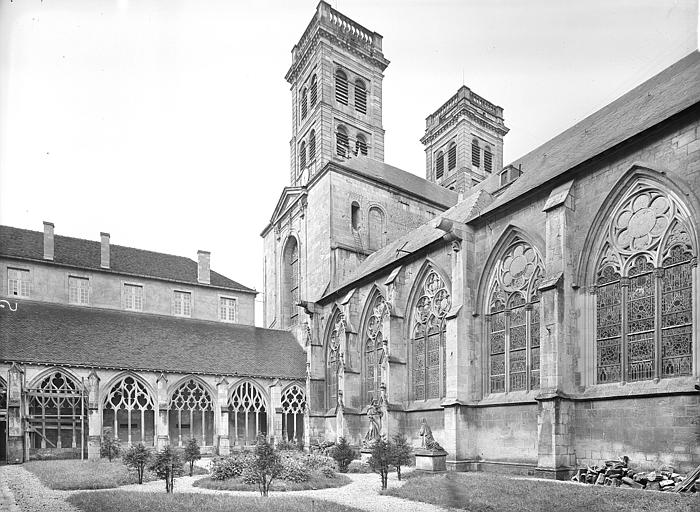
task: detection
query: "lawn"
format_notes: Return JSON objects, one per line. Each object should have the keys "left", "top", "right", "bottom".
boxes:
{"left": 24, "top": 459, "right": 205, "bottom": 490}
{"left": 383, "top": 471, "right": 699, "bottom": 512}
{"left": 67, "top": 491, "right": 363, "bottom": 512}
{"left": 194, "top": 472, "right": 352, "bottom": 492}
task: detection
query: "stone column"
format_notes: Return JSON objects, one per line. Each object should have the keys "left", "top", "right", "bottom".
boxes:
{"left": 156, "top": 373, "right": 169, "bottom": 449}
{"left": 87, "top": 370, "right": 101, "bottom": 460}
{"left": 217, "top": 377, "right": 230, "bottom": 455}
{"left": 270, "top": 381, "right": 283, "bottom": 443}
{"left": 6, "top": 363, "right": 24, "bottom": 463}
{"left": 536, "top": 180, "right": 577, "bottom": 479}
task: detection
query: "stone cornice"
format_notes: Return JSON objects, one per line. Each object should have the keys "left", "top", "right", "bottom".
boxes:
{"left": 421, "top": 107, "right": 509, "bottom": 145}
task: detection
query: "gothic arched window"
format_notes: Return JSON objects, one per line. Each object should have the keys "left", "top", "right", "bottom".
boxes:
{"left": 228, "top": 382, "right": 267, "bottom": 446}
{"left": 168, "top": 378, "right": 214, "bottom": 447}
{"left": 281, "top": 384, "right": 305, "bottom": 442}
{"left": 28, "top": 370, "right": 86, "bottom": 450}
{"left": 411, "top": 269, "right": 450, "bottom": 400}
{"left": 364, "top": 293, "right": 388, "bottom": 404}
{"left": 283, "top": 238, "right": 300, "bottom": 326}
{"left": 472, "top": 139, "right": 481, "bottom": 167}
{"left": 103, "top": 375, "right": 155, "bottom": 445}
{"left": 435, "top": 151, "right": 444, "bottom": 180}
{"left": 335, "top": 69, "right": 348, "bottom": 105}
{"left": 486, "top": 239, "right": 543, "bottom": 393}
{"left": 326, "top": 312, "right": 345, "bottom": 409}
{"left": 310, "top": 74, "right": 318, "bottom": 106}
{"left": 594, "top": 183, "right": 695, "bottom": 383}
{"left": 336, "top": 126, "right": 349, "bottom": 157}
{"left": 368, "top": 206, "right": 385, "bottom": 251}
{"left": 448, "top": 142, "right": 457, "bottom": 171}
{"left": 355, "top": 79, "right": 367, "bottom": 114}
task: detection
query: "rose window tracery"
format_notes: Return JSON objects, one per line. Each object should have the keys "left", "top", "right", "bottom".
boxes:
{"left": 595, "top": 182, "right": 695, "bottom": 383}
{"left": 412, "top": 269, "right": 450, "bottom": 400}
{"left": 486, "top": 239, "right": 543, "bottom": 393}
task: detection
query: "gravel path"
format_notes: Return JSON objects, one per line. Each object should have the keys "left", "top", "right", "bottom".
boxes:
{"left": 1, "top": 465, "right": 79, "bottom": 512}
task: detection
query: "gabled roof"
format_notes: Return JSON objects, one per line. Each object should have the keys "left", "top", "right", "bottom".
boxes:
{"left": 0, "top": 301, "right": 306, "bottom": 380}
{"left": 472, "top": 50, "right": 700, "bottom": 220}
{"left": 321, "top": 188, "right": 492, "bottom": 301}
{"left": 337, "top": 156, "right": 458, "bottom": 209}
{"left": 261, "top": 187, "right": 306, "bottom": 237}
{"left": 0, "top": 226, "right": 255, "bottom": 293}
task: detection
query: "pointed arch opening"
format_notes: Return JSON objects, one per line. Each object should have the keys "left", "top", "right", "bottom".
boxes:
{"left": 408, "top": 265, "right": 451, "bottom": 400}
{"left": 484, "top": 237, "right": 544, "bottom": 393}
{"left": 103, "top": 373, "right": 155, "bottom": 446}
{"left": 326, "top": 308, "right": 345, "bottom": 409}
{"left": 228, "top": 381, "right": 268, "bottom": 446}
{"left": 281, "top": 384, "right": 305, "bottom": 443}
{"left": 282, "top": 236, "right": 300, "bottom": 327}
{"left": 361, "top": 290, "right": 388, "bottom": 405}
{"left": 168, "top": 377, "right": 215, "bottom": 448}
{"left": 591, "top": 178, "right": 697, "bottom": 383}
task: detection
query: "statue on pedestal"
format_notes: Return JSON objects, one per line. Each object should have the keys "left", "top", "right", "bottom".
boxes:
{"left": 418, "top": 417, "right": 444, "bottom": 452}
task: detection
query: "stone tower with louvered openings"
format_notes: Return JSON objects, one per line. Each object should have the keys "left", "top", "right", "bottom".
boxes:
{"left": 285, "top": 1, "right": 390, "bottom": 187}
{"left": 421, "top": 85, "right": 509, "bottom": 192}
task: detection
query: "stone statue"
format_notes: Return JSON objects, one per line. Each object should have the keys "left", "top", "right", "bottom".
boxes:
{"left": 418, "top": 418, "right": 444, "bottom": 452}
{"left": 363, "top": 400, "right": 382, "bottom": 448}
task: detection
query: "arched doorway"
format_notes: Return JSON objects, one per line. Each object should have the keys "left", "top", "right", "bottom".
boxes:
{"left": 168, "top": 378, "right": 215, "bottom": 448}
{"left": 281, "top": 384, "right": 305, "bottom": 443}
{"left": 103, "top": 375, "right": 155, "bottom": 446}
{"left": 228, "top": 381, "right": 267, "bottom": 446}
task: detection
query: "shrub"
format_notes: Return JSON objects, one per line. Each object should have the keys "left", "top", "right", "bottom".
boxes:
{"left": 310, "top": 438, "right": 336, "bottom": 456}
{"left": 100, "top": 430, "right": 121, "bottom": 462}
{"left": 183, "top": 438, "right": 202, "bottom": 477}
{"left": 330, "top": 437, "right": 355, "bottom": 473}
{"left": 303, "top": 453, "right": 337, "bottom": 477}
{"left": 367, "top": 436, "right": 391, "bottom": 489}
{"left": 347, "top": 459, "right": 372, "bottom": 473}
{"left": 276, "top": 439, "right": 299, "bottom": 452}
{"left": 149, "top": 445, "right": 185, "bottom": 493}
{"left": 247, "top": 435, "right": 283, "bottom": 497}
{"left": 123, "top": 443, "right": 152, "bottom": 484}
{"left": 210, "top": 452, "right": 253, "bottom": 480}
{"left": 280, "top": 455, "right": 310, "bottom": 483}
{"left": 389, "top": 432, "right": 412, "bottom": 481}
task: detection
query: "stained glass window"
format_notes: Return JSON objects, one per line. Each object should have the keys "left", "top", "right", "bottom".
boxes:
{"left": 594, "top": 184, "right": 695, "bottom": 383}
{"left": 486, "top": 239, "right": 544, "bottom": 393}
{"left": 411, "top": 269, "right": 450, "bottom": 400}
{"left": 327, "top": 312, "right": 344, "bottom": 408}
{"left": 364, "top": 293, "right": 387, "bottom": 404}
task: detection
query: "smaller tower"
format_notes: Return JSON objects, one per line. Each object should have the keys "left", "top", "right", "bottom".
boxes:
{"left": 421, "top": 86, "right": 508, "bottom": 192}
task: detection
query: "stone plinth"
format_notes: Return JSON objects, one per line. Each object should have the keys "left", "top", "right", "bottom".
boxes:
{"left": 360, "top": 449, "right": 372, "bottom": 463}
{"left": 415, "top": 449, "right": 447, "bottom": 472}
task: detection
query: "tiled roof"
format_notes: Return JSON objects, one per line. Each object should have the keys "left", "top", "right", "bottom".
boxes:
{"left": 321, "top": 188, "right": 492, "bottom": 300}
{"left": 337, "top": 157, "right": 459, "bottom": 209}
{"left": 473, "top": 50, "right": 700, "bottom": 219}
{"left": 0, "top": 225, "right": 255, "bottom": 293}
{"left": 0, "top": 301, "right": 306, "bottom": 379}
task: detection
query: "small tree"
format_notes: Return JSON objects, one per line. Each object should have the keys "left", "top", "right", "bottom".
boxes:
{"left": 389, "top": 432, "right": 412, "bottom": 481}
{"left": 330, "top": 436, "right": 355, "bottom": 473}
{"left": 123, "top": 443, "right": 152, "bottom": 484}
{"left": 100, "top": 429, "right": 121, "bottom": 462}
{"left": 249, "top": 435, "right": 283, "bottom": 497}
{"left": 149, "top": 445, "right": 184, "bottom": 493}
{"left": 183, "top": 438, "right": 201, "bottom": 477}
{"left": 368, "top": 436, "right": 391, "bottom": 490}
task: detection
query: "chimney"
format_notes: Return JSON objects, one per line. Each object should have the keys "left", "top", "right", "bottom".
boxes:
{"left": 43, "top": 221, "right": 54, "bottom": 261}
{"left": 197, "top": 250, "right": 210, "bottom": 285}
{"left": 100, "top": 232, "right": 110, "bottom": 269}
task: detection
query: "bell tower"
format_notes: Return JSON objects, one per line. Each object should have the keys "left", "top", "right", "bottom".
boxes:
{"left": 285, "top": 1, "right": 390, "bottom": 186}
{"left": 421, "top": 86, "right": 509, "bottom": 192}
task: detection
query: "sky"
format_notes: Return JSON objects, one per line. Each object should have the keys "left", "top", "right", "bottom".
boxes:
{"left": 0, "top": 0, "right": 697, "bottom": 325}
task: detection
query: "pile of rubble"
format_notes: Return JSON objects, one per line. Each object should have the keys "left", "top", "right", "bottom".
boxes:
{"left": 571, "top": 456, "right": 699, "bottom": 493}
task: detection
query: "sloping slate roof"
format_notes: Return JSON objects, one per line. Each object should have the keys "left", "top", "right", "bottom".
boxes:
{"left": 321, "top": 188, "right": 492, "bottom": 300}
{"left": 339, "top": 157, "right": 458, "bottom": 209}
{"left": 473, "top": 51, "right": 700, "bottom": 219}
{"left": 0, "top": 226, "right": 255, "bottom": 293}
{"left": 0, "top": 301, "right": 306, "bottom": 379}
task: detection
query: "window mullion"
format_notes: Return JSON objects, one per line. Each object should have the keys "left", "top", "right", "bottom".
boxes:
{"left": 622, "top": 282, "right": 628, "bottom": 383}
{"left": 654, "top": 268, "right": 663, "bottom": 380}
{"left": 504, "top": 310, "right": 511, "bottom": 393}
{"left": 525, "top": 306, "right": 531, "bottom": 392}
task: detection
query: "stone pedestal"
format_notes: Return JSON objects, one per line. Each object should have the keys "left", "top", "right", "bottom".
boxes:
{"left": 360, "top": 449, "right": 372, "bottom": 463}
{"left": 415, "top": 450, "right": 447, "bottom": 472}
{"left": 218, "top": 435, "right": 230, "bottom": 456}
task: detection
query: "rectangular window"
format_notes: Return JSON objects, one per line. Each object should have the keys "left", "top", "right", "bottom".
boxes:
{"left": 69, "top": 276, "right": 89, "bottom": 305}
{"left": 173, "top": 291, "right": 192, "bottom": 317}
{"left": 219, "top": 297, "right": 237, "bottom": 322}
{"left": 8, "top": 268, "right": 30, "bottom": 298}
{"left": 124, "top": 284, "right": 143, "bottom": 311}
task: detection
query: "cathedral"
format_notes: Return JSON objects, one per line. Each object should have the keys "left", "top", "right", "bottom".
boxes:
{"left": 262, "top": 1, "right": 699, "bottom": 477}
{"left": 1, "top": 1, "right": 698, "bottom": 479}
